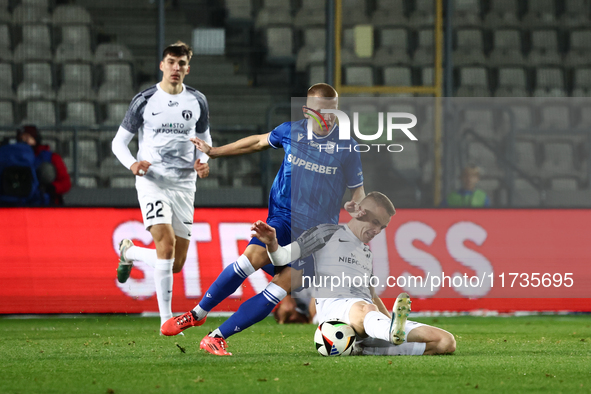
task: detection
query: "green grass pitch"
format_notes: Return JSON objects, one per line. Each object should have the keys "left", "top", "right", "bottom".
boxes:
{"left": 1, "top": 315, "right": 590, "bottom": 393}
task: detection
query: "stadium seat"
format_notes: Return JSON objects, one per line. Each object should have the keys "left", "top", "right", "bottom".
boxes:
{"left": 102, "top": 103, "right": 128, "bottom": 126}
{"left": 23, "top": 62, "right": 53, "bottom": 85}
{"left": 343, "top": 66, "right": 374, "bottom": 86}
{"left": 296, "top": 28, "right": 325, "bottom": 72}
{"left": 11, "top": 5, "right": 50, "bottom": 25}
{"left": 452, "top": 0, "right": 482, "bottom": 27}
{"left": 373, "top": 28, "right": 410, "bottom": 67}
{"left": 522, "top": 0, "right": 558, "bottom": 28}
{"left": 55, "top": 25, "right": 93, "bottom": 63}
{"left": 225, "top": 0, "right": 253, "bottom": 21}
{"left": 341, "top": 28, "right": 373, "bottom": 66}
{"left": 97, "top": 83, "right": 135, "bottom": 103}
{"left": 94, "top": 43, "right": 134, "bottom": 64}
{"left": 294, "top": 0, "right": 326, "bottom": 27}
{"left": 453, "top": 29, "right": 487, "bottom": 66}
{"left": 17, "top": 81, "right": 55, "bottom": 102}
{"left": 421, "top": 67, "right": 434, "bottom": 85}
{"left": 512, "top": 178, "right": 541, "bottom": 207}
{"left": 391, "top": 141, "right": 420, "bottom": 170}
{"left": 383, "top": 66, "right": 412, "bottom": 86}
{"left": 0, "top": 0, "right": 9, "bottom": 23}
{"left": 488, "top": 29, "right": 526, "bottom": 67}
{"left": 51, "top": 5, "right": 92, "bottom": 25}
{"left": 467, "top": 141, "right": 503, "bottom": 175}
{"left": 533, "top": 68, "right": 566, "bottom": 97}
{"left": 508, "top": 103, "right": 534, "bottom": 129}
{"left": 21, "top": 100, "right": 56, "bottom": 126}
{"left": 484, "top": 0, "right": 520, "bottom": 28}
{"left": 527, "top": 30, "right": 562, "bottom": 66}
{"left": 110, "top": 176, "right": 135, "bottom": 188}
{"left": 513, "top": 140, "right": 538, "bottom": 173}
{"left": 413, "top": 29, "right": 434, "bottom": 66}
{"left": 409, "top": 0, "right": 435, "bottom": 27}
{"left": 371, "top": 0, "right": 408, "bottom": 27}
{"left": 0, "top": 63, "right": 14, "bottom": 100}
{"left": 494, "top": 67, "right": 528, "bottom": 97}
{"left": 77, "top": 176, "right": 98, "bottom": 188}
{"left": 456, "top": 67, "right": 490, "bottom": 97}
{"left": 308, "top": 65, "right": 326, "bottom": 86}
{"left": 102, "top": 63, "right": 133, "bottom": 86}
{"left": 265, "top": 27, "right": 294, "bottom": 64}
{"left": 22, "top": 0, "right": 49, "bottom": 7}
{"left": 0, "top": 24, "right": 12, "bottom": 62}
{"left": 560, "top": 0, "right": 591, "bottom": 28}
{"left": 565, "top": 30, "right": 591, "bottom": 67}
{"left": 459, "top": 108, "right": 498, "bottom": 140}
{"left": 537, "top": 104, "right": 571, "bottom": 131}
{"left": 572, "top": 68, "right": 591, "bottom": 97}
{"left": 13, "top": 43, "right": 52, "bottom": 63}
{"left": 61, "top": 63, "right": 92, "bottom": 86}
{"left": 0, "top": 100, "right": 14, "bottom": 125}
{"left": 550, "top": 177, "right": 579, "bottom": 191}
{"left": 341, "top": 0, "right": 370, "bottom": 26}
{"left": 77, "top": 138, "right": 99, "bottom": 166}
{"left": 58, "top": 63, "right": 95, "bottom": 102}
{"left": 540, "top": 142, "right": 576, "bottom": 177}
{"left": 62, "top": 102, "right": 97, "bottom": 126}
{"left": 255, "top": 0, "right": 291, "bottom": 29}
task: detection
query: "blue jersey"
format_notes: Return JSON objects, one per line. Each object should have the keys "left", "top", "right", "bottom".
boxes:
{"left": 266, "top": 119, "right": 363, "bottom": 230}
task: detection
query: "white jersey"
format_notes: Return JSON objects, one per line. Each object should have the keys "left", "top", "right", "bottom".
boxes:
{"left": 120, "top": 83, "right": 210, "bottom": 192}
{"left": 297, "top": 224, "right": 374, "bottom": 300}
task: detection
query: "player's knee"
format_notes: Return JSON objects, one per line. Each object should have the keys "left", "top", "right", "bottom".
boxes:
{"left": 436, "top": 333, "right": 456, "bottom": 354}
{"left": 361, "top": 303, "right": 378, "bottom": 316}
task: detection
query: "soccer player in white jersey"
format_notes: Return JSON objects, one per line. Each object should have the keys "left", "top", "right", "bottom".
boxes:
{"left": 111, "top": 41, "right": 211, "bottom": 332}
{"left": 253, "top": 192, "right": 456, "bottom": 356}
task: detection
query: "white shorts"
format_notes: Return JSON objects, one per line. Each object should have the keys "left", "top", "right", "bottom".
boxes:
{"left": 136, "top": 179, "right": 194, "bottom": 240}
{"left": 316, "top": 297, "right": 425, "bottom": 337}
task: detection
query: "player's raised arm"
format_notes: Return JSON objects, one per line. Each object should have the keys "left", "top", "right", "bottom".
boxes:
{"left": 251, "top": 220, "right": 301, "bottom": 266}
{"left": 190, "top": 132, "right": 271, "bottom": 159}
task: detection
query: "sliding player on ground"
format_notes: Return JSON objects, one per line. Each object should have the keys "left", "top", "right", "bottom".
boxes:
{"left": 254, "top": 192, "right": 456, "bottom": 356}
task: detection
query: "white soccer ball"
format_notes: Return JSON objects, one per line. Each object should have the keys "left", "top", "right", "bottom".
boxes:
{"left": 314, "top": 320, "right": 356, "bottom": 356}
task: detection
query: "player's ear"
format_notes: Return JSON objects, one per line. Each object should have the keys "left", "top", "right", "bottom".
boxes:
{"left": 302, "top": 106, "right": 310, "bottom": 119}
{"left": 186, "top": 64, "right": 190, "bottom": 75}
{"left": 159, "top": 61, "right": 164, "bottom": 72}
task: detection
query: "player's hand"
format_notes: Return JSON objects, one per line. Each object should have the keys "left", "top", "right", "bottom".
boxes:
{"left": 194, "top": 159, "right": 209, "bottom": 178}
{"left": 190, "top": 137, "right": 213, "bottom": 157}
{"left": 251, "top": 220, "right": 278, "bottom": 250}
{"left": 344, "top": 200, "right": 366, "bottom": 218}
{"left": 131, "top": 161, "right": 151, "bottom": 176}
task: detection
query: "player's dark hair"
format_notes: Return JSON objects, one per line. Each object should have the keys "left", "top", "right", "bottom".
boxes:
{"left": 364, "top": 192, "right": 396, "bottom": 216}
{"left": 307, "top": 83, "right": 338, "bottom": 98}
{"left": 162, "top": 41, "right": 193, "bottom": 61}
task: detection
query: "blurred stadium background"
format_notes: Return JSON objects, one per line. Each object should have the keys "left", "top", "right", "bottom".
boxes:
{"left": 2, "top": 0, "right": 591, "bottom": 208}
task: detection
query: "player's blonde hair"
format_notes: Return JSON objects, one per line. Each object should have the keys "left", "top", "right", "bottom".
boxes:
{"left": 162, "top": 41, "right": 193, "bottom": 61}
{"left": 362, "top": 192, "right": 396, "bottom": 216}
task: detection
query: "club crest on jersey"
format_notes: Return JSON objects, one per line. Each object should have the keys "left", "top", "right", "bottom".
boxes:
{"left": 168, "top": 101, "right": 179, "bottom": 107}
{"left": 182, "top": 110, "right": 193, "bottom": 120}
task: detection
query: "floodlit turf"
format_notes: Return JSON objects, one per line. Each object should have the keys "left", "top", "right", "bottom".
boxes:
{"left": 1, "top": 315, "right": 590, "bottom": 393}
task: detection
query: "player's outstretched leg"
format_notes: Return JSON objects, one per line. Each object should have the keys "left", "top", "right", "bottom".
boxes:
{"left": 117, "top": 239, "right": 134, "bottom": 283}
{"left": 200, "top": 332, "right": 232, "bottom": 356}
{"left": 390, "top": 292, "right": 411, "bottom": 345}
{"left": 161, "top": 310, "right": 207, "bottom": 336}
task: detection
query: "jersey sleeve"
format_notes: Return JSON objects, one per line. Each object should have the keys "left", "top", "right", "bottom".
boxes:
{"left": 194, "top": 91, "right": 210, "bottom": 135}
{"left": 120, "top": 92, "right": 147, "bottom": 134}
{"left": 344, "top": 141, "right": 364, "bottom": 189}
{"left": 296, "top": 224, "right": 342, "bottom": 259}
{"left": 267, "top": 122, "right": 290, "bottom": 149}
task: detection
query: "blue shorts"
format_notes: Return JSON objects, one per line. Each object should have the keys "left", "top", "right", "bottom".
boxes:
{"left": 248, "top": 216, "right": 307, "bottom": 277}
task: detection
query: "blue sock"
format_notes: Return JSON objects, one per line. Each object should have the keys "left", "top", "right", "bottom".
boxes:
{"left": 219, "top": 283, "right": 287, "bottom": 339}
{"left": 199, "top": 255, "right": 254, "bottom": 312}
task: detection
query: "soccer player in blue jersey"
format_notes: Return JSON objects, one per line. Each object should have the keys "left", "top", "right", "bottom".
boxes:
{"left": 161, "top": 83, "right": 365, "bottom": 355}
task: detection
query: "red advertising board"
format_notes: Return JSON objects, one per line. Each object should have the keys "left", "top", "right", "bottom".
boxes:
{"left": 0, "top": 208, "right": 590, "bottom": 314}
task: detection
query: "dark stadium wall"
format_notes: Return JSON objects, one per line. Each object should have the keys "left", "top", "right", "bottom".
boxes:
{"left": 0, "top": 208, "right": 590, "bottom": 314}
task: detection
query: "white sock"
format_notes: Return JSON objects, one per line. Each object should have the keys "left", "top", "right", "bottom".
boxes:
{"left": 193, "top": 305, "right": 208, "bottom": 320}
{"left": 262, "top": 282, "right": 288, "bottom": 304}
{"left": 363, "top": 310, "right": 393, "bottom": 342}
{"left": 125, "top": 246, "right": 158, "bottom": 268}
{"left": 357, "top": 338, "right": 426, "bottom": 356}
{"left": 154, "top": 258, "right": 174, "bottom": 326}
{"left": 235, "top": 254, "right": 256, "bottom": 278}
{"left": 210, "top": 328, "right": 224, "bottom": 338}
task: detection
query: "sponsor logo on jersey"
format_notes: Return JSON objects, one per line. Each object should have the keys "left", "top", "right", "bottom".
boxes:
{"left": 182, "top": 110, "right": 193, "bottom": 120}
{"left": 168, "top": 101, "right": 179, "bottom": 107}
{"left": 286, "top": 153, "right": 338, "bottom": 175}
{"left": 154, "top": 123, "right": 189, "bottom": 135}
